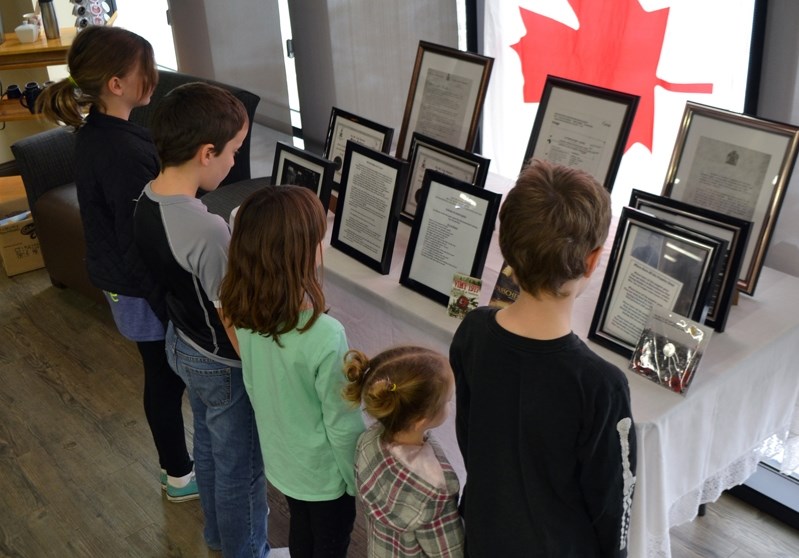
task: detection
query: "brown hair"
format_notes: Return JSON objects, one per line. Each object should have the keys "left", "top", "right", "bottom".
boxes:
{"left": 499, "top": 159, "right": 611, "bottom": 298}
{"left": 342, "top": 346, "right": 452, "bottom": 442}
{"left": 151, "top": 82, "right": 247, "bottom": 169}
{"left": 38, "top": 26, "right": 157, "bottom": 128}
{"left": 220, "top": 185, "right": 327, "bottom": 345}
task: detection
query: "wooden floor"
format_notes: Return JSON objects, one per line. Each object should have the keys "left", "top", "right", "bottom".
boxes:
{"left": 2, "top": 267, "right": 799, "bottom": 557}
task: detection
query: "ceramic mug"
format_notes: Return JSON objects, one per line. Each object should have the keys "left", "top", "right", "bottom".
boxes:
{"left": 4, "top": 84, "right": 21, "bottom": 100}
{"left": 19, "top": 82, "right": 42, "bottom": 114}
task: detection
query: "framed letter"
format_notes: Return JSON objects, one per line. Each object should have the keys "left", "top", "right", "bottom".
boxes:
{"left": 330, "top": 142, "right": 407, "bottom": 274}
{"left": 402, "top": 133, "right": 490, "bottom": 222}
{"left": 271, "top": 141, "right": 336, "bottom": 213}
{"left": 522, "top": 75, "right": 639, "bottom": 191}
{"left": 399, "top": 171, "right": 501, "bottom": 305}
{"left": 662, "top": 101, "right": 799, "bottom": 295}
{"left": 629, "top": 189, "right": 751, "bottom": 333}
{"left": 589, "top": 208, "right": 726, "bottom": 358}
{"left": 323, "top": 107, "right": 394, "bottom": 185}
{"left": 395, "top": 41, "right": 494, "bottom": 160}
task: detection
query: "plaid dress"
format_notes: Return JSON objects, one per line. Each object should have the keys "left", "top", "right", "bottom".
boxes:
{"left": 355, "top": 425, "right": 465, "bottom": 557}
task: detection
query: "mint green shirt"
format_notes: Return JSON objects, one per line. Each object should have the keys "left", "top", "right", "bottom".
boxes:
{"left": 237, "top": 311, "right": 365, "bottom": 500}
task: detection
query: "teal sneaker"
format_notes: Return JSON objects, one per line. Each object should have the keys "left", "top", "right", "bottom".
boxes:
{"left": 166, "top": 474, "right": 199, "bottom": 503}
{"left": 160, "top": 470, "right": 167, "bottom": 491}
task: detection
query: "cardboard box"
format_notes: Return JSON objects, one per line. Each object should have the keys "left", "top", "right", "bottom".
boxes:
{"left": 0, "top": 176, "right": 44, "bottom": 277}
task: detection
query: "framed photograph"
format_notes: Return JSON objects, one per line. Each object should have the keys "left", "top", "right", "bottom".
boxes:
{"left": 589, "top": 207, "right": 726, "bottom": 358}
{"left": 323, "top": 107, "right": 394, "bottom": 185}
{"left": 330, "top": 142, "right": 407, "bottom": 274}
{"left": 629, "top": 189, "right": 751, "bottom": 333}
{"left": 662, "top": 101, "right": 799, "bottom": 295}
{"left": 395, "top": 41, "right": 494, "bottom": 160}
{"left": 271, "top": 141, "right": 336, "bottom": 213}
{"left": 522, "top": 75, "right": 639, "bottom": 192}
{"left": 401, "top": 133, "right": 490, "bottom": 222}
{"left": 399, "top": 171, "right": 501, "bottom": 305}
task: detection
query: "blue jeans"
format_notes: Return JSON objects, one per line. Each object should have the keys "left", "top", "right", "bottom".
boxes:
{"left": 166, "top": 323, "right": 268, "bottom": 558}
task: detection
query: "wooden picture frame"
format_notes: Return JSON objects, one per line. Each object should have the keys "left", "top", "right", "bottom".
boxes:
{"left": 401, "top": 133, "right": 490, "bottom": 222}
{"left": 399, "top": 171, "right": 501, "bottom": 305}
{"left": 330, "top": 142, "right": 407, "bottom": 274}
{"left": 589, "top": 207, "right": 726, "bottom": 358}
{"left": 271, "top": 141, "right": 336, "bottom": 214}
{"left": 629, "top": 189, "right": 751, "bottom": 333}
{"left": 662, "top": 101, "right": 799, "bottom": 295}
{"left": 522, "top": 75, "right": 639, "bottom": 192}
{"left": 323, "top": 107, "right": 394, "bottom": 185}
{"left": 395, "top": 41, "right": 494, "bottom": 160}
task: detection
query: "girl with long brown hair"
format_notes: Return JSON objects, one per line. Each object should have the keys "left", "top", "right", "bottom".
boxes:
{"left": 220, "top": 185, "right": 364, "bottom": 558}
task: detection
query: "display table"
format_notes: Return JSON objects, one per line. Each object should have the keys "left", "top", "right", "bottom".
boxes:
{"left": 323, "top": 222, "right": 799, "bottom": 558}
{"left": 203, "top": 176, "right": 799, "bottom": 558}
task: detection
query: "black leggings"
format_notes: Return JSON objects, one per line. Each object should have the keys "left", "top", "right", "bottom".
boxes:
{"left": 285, "top": 493, "right": 356, "bottom": 558}
{"left": 136, "top": 339, "right": 192, "bottom": 477}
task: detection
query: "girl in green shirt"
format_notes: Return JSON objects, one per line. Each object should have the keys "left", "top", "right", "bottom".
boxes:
{"left": 221, "top": 185, "right": 365, "bottom": 557}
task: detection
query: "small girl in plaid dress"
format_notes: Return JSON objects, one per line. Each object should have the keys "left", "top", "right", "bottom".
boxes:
{"left": 343, "top": 347, "right": 465, "bottom": 558}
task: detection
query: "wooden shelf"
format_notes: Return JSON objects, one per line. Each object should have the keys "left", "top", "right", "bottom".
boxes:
{"left": 0, "top": 28, "right": 77, "bottom": 123}
{"left": 0, "top": 98, "right": 40, "bottom": 122}
{"left": 0, "top": 28, "right": 75, "bottom": 71}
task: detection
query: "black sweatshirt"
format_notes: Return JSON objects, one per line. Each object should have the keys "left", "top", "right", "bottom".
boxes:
{"left": 450, "top": 307, "right": 636, "bottom": 557}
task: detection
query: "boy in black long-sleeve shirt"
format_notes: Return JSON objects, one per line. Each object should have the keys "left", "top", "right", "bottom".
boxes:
{"left": 450, "top": 160, "right": 636, "bottom": 557}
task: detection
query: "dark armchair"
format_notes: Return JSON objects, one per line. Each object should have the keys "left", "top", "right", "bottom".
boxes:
{"left": 11, "top": 70, "right": 260, "bottom": 302}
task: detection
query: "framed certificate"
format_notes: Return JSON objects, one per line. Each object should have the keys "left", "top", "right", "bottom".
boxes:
{"left": 399, "top": 171, "right": 501, "bottom": 305}
{"left": 395, "top": 41, "right": 494, "bottom": 160}
{"left": 330, "top": 142, "right": 407, "bottom": 274}
{"left": 271, "top": 141, "right": 336, "bottom": 213}
{"left": 323, "top": 107, "right": 394, "bottom": 185}
{"left": 401, "top": 133, "right": 490, "bottom": 222}
{"left": 522, "top": 75, "right": 639, "bottom": 192}
{"left": 663, "top": 101, "right": 799, "bottom": 295}
{"left": 629, "top": 189, "right": 751, "bottom": 333}
{"left": 589, "top": 207, "right": 726, "bottom": 358}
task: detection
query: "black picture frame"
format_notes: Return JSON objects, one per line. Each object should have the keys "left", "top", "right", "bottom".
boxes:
{"left": 662, "top": 101, "right": 799, "bottom": 295}
{"left": 401, "top": 133, "right": 490, "bottom": 223}
{"left": 271, "top": 141, "right": 336, "bottom": 213}
{"left": 629, "top": 189, "right": 751, "bottom": 333}
{"left": 330, "top": 142, "right": 407, "bottom": 274}
{"left": 589, "top": 207, "right": 726, "bottom": 358}
{"left": 399, "top": 170, "right": 501, "bottom": 305}
{"left": 322, "top": 107, "right": 394, "bottom": 185}
{"left": 522, "top": 75, "right": 639, "bottom": 192}
{"left": 395, "top": 40, "right": 494, "bottom": 160}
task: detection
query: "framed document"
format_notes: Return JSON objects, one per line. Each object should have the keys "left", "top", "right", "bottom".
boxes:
{"left": 399, "top": 171, "right": 501, "bottom": 305}
{"left": 323, "top": 107, "right": 394, "bottom": 185}
{"left": 522, "top": 75, "right": 639, "bottom": 191}
{"left": 662, "top": 101, "right": 799, "bottom": 295}
{"left": 330, "top": 142, "right": 407, "bottom": 274}
{"left": 629, "top": 189, "right": 751, "bottom": 333}
{"left": 589, "top": 207, "right": 726, "bottom": 358}
{"left": 395, "top": 41, "right": 494, "bottom": 160}
{"left": 402, "top": 133, "right": 490, "bottom": 222}
{"left": 271, "top": 141, "right": 336, "bottom": 213}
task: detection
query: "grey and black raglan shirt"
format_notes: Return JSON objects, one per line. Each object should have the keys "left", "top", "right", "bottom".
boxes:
{"left": 134, "top": 183, "right": 240, "bottom": 366}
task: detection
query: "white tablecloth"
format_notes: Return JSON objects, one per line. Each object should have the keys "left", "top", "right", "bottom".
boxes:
{"left": 321, "top": 211, "right": 799, "bottom": 558}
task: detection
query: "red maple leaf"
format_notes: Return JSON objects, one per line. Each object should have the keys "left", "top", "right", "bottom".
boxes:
{"left": 511, "top": 0, "right": 713, "bottom": 152}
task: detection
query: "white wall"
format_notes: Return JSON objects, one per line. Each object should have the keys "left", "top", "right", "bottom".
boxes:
{"left": 288, "top": 0, "right": 458, "bottom": 152}
{"left": 758, "top": 0, "right": 799, "bottom": 277}
{"left": 167, "top": 0, "right": 291, "bottom": 133}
